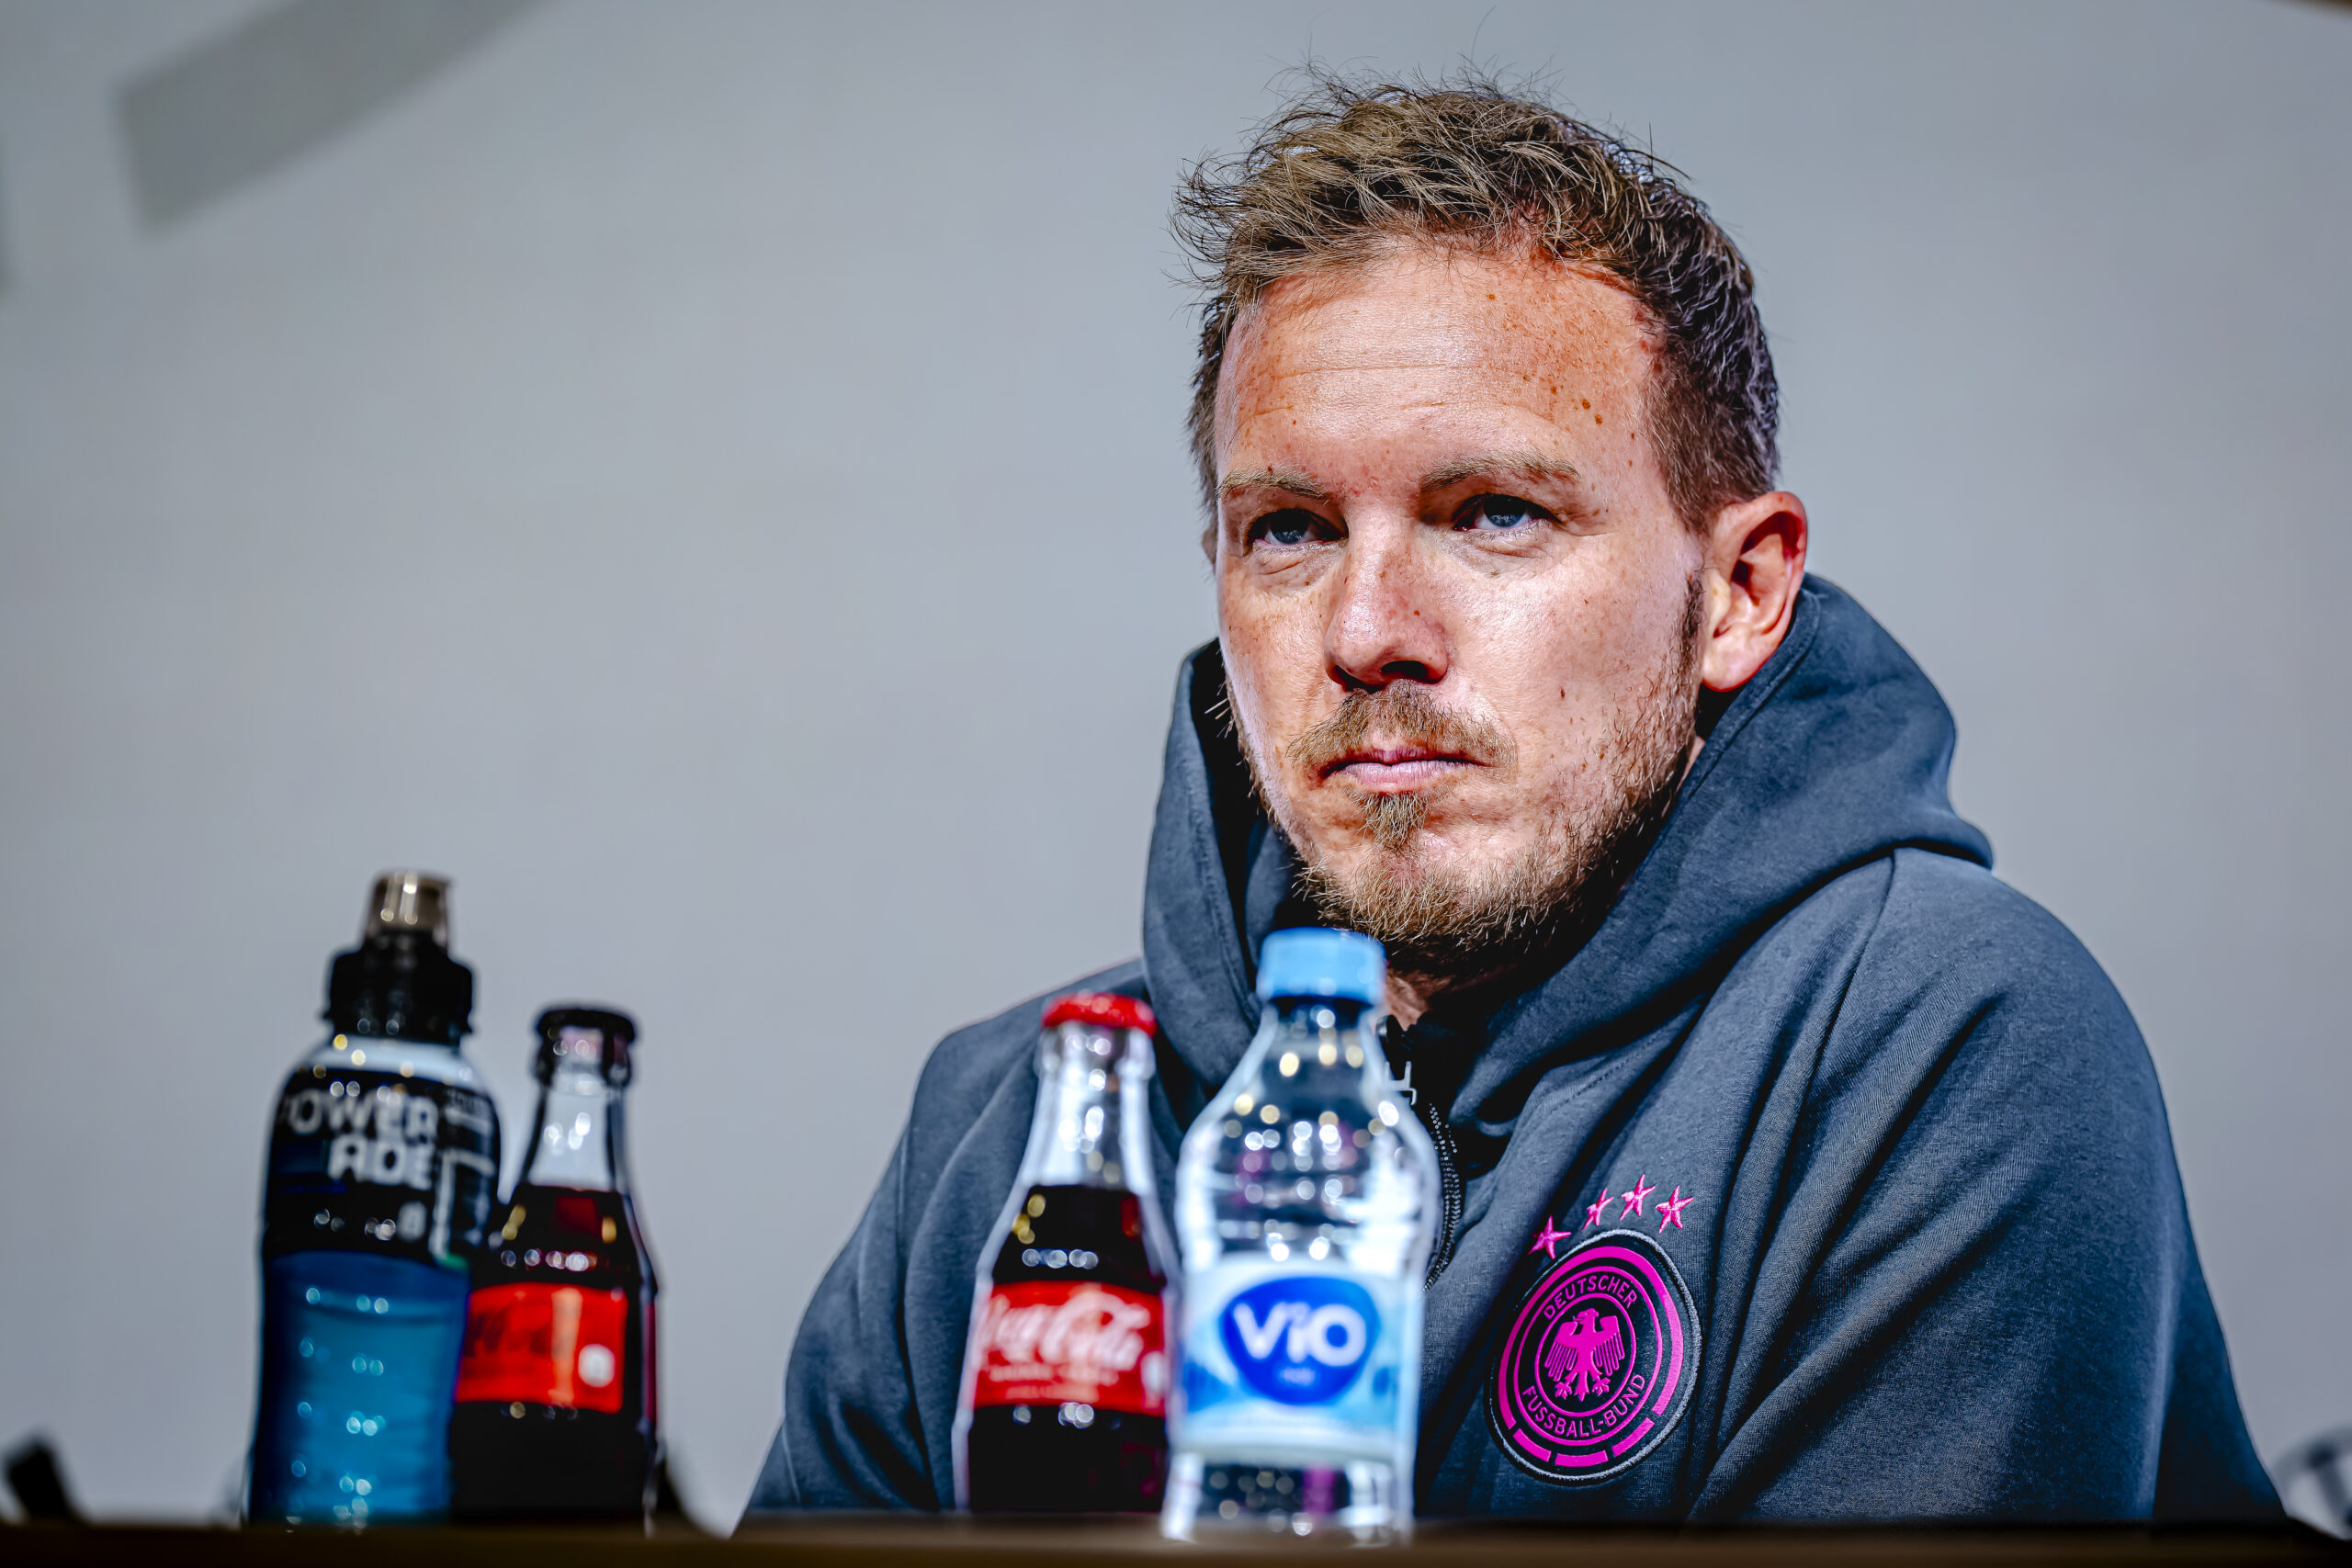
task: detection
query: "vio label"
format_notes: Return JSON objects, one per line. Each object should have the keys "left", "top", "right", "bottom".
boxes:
{"left": 1218, "top": 1275, "right": 1379, "bottom": 1405}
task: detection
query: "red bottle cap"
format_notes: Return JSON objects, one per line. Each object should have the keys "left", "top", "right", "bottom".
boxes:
{"left": 1042, "top": 992, "right": 1159, "bottom": 1033}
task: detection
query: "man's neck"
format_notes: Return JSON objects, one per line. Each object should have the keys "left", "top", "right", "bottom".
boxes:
{"left": 1385, "top": 975, "right": 1439, "bottom": 1031}
{"left": 1385, "top": 962, "right": 1517, "bottom": 1030}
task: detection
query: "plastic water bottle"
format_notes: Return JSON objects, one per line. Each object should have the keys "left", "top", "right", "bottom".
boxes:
{"left": 1161, "top": 928, "right": 1438, "bottom": 1542}
{"left": 249, "top": 873, "right": 503, "bottom": 1525}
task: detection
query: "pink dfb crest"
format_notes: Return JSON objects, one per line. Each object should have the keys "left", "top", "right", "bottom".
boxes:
{"left": 1489, "top": 1228, "right": 1699, "bottom": 1485}
{"left": 1544, "top": 1306, "right": 1628, "bottom": 1401}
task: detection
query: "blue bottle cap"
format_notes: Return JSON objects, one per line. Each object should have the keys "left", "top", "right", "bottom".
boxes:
{"left": 1256, "top": 927, "right": 1386, "bottom": 1004}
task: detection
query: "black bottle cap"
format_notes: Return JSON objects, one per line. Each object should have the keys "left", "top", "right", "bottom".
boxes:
{"left": 323, "top": 871, "right": 474, "bottom": 1044}
{"left": 535, "top": 1005, "right": 637, "bottom": 1086}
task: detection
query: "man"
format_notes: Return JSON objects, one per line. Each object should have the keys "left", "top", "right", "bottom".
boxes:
{"left": 748, "top": 76, "right": 2278, "bottom": 1520}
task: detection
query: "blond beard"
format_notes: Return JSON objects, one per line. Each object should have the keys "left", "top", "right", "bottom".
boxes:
{"left": 1250, "top": 581, "right": 1702, "bottom": 980}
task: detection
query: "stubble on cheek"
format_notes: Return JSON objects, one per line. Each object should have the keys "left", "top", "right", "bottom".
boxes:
{"left": 1237, "top": 573, "right": 1704, "bottom": 978}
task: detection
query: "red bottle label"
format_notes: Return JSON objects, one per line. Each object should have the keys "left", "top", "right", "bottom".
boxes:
{"left": 456, "top": 1283, "right": 629, "bottom": 1414}
{"left": 969, "top": 1281, "right": 1167, "bottom": 1415}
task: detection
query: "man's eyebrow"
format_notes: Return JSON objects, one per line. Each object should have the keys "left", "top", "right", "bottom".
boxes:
{"left": 1219, "top": 466, "right": 1329, "bottom": 502}
{"left": 1419, "top": 452, "right": 1584, "bottom": 491}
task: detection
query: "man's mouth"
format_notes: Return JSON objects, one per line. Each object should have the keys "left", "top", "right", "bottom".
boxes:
{"left": 1281, "top": 683, "right": 1514, "bottom": 806}
{"left": 1322, "top": 744, "right": 1479, "bottom": 793}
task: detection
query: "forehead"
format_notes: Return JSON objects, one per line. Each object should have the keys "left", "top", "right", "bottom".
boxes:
{"left": 1215, "top": 245, "right": 1656, "bottom": 463}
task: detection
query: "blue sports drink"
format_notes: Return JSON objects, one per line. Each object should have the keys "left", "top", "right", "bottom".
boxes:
{"left": 248, "top": 873, "right": 502, "bottom": 1525}
{"left": 1162, "top": 929, "right": 1438, "bottom": 1542}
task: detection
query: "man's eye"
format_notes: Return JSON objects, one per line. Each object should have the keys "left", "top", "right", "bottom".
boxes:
{"left": 1455, "top": 494, "right": 1551, "bottom": 532}
{"left": 1248, "top": 509, "right": 1329, "bottom": 547}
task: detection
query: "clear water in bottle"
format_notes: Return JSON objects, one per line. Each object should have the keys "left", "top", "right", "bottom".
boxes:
{"left": 1162, "top": 928, "right": 1437, "bottom": 1542}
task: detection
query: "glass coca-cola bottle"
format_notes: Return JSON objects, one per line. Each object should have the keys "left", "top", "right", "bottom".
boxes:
{"left": 448, "top": 1007, "right": 659, "bottom": 1520}
{"left": 953, "top": 993, "right": 1176, "bottom": 1513}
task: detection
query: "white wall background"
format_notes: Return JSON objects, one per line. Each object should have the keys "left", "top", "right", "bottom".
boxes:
{"left": 1, "top": 0, "right": 2346, "bottom": 1531}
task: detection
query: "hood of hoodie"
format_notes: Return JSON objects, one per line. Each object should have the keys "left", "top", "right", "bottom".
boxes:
{"left": 1139, "top": 577, "right": 1994, "bottom": 1128}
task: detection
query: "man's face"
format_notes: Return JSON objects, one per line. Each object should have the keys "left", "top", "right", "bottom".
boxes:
{"left": 1212, "top": 244, "right": 1715, "bottom": 978}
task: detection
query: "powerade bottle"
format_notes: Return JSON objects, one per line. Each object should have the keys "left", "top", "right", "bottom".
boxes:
{"left": 249, "top": 873, "right": 502, "bottom": 1525}
{"left": 1162, "top": 929, "right": 1437, "bottom": 1542}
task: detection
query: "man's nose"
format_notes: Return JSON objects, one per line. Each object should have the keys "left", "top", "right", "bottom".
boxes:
{"left": 1325, "top": 525, "right": 1449, "bottom": 693}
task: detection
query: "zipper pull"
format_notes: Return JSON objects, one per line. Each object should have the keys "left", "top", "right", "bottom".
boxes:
{"left": 1379, "top": 1017, "right": 1418, "bottom": 1105}
{"left": 1381, "top": 1016, "right": 1464, "bottom": 1283}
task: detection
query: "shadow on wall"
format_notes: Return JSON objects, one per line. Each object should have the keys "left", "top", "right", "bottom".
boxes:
{"left": 116, "top": 0, "right": 550, "bottom": 229}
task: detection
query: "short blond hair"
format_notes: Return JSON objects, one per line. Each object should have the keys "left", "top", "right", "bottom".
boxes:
{"left": 1175, "top": 71, "right": 1780, "bottom": 528}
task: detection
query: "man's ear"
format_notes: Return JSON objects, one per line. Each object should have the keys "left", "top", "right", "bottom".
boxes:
{"left": 1700, "top": 491, "right": 1808, "bottom": 693}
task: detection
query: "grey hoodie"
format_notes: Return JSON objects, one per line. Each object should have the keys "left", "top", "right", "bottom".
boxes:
{"left": 747, "top": 580, "right": 2278, "bottom": 1521}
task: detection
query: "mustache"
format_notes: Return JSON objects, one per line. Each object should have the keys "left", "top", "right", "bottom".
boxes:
{"left": 1282, "top": 683, "right": 1516, "bottom": 780}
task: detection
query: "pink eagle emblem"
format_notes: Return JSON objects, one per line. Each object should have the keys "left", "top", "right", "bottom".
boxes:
{"left": 1543, "top": 1306, "right": 1627, "bottom": 1401}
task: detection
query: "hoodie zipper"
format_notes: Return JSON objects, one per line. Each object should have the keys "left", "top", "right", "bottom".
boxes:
{"left": 1381, "top": 1018, "right": 1463, "bottom": 1284}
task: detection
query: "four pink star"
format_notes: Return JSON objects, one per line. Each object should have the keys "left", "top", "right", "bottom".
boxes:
{"left": 1620, "top": 1174, "right": 1656, "bottom": 1220}
{"left": 1540, "top": 1178, "right": 1696, "bottom": 1246}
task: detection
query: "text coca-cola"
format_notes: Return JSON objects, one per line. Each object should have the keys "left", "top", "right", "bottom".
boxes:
{"left": 970, "top": 1282, "right": 1162, "bottom": 1410}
